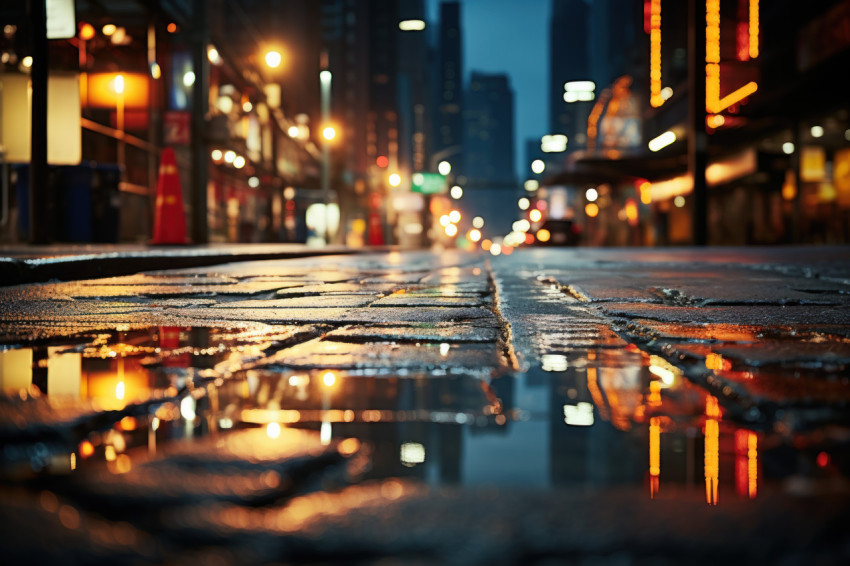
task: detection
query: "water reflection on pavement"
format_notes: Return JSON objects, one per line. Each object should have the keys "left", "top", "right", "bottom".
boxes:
{"left": 1, "top": 248, "right": 850, "bottom": 563}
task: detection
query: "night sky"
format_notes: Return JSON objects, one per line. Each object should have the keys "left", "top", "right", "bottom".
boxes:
{"left": 425, "top": 0, "right": 551, "bottom": 178}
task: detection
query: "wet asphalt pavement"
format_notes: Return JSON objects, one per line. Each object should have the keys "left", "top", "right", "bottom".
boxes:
{"left": 1, "top": 246, "right": 850, "bottom": 564}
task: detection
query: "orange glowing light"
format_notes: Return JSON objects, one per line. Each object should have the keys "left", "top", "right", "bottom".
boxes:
{"left": 585, "top": 203, "right": 599, "bottom": 218}
{"left": 524, "top": 233, "right": 535, "bottom": 245}
{"left": 649, "top": 0, "right": 663, "bottom": 107}
{"left": 625, "top": 199, "right": 638, "bottom": 224}
{"left": 79, "top": 22, "right": 95, "bottom": 41}
{"left": 536, "top": 229, "right": 551, "bottom": 243}
{"left": 376, "top": 155, "right": 389, "bottom": 168}
{"left": 749, "top": 0, "right": 759, "bottom": 59}
{"left": 322, "top": 371, "right": 336, "bottom": 387}
{"left": 502, "top": 245, "right": 513, "bottom": 255}
{"left": 481, "top": 239, "right": 492, "bottom": 251}
{"left": 707, "top": 114, "right": 726, "bottom": 129}
{"left": 167, "top": 22, "right": 178, "bottom": 33}
{"left": 706, "top": 0, "right": 757, "bottom": 114}
{"left": 79, "top": 440, "right": 95, "bottom": 458}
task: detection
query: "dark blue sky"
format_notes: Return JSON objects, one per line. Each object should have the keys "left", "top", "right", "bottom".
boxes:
{"left": 425, "top": 0, "right": 551, "bottom": 177}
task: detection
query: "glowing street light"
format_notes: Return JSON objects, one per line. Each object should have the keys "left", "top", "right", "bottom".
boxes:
{"left": 450, "top": 185, "right": 463, "bottom": 199}
{"left": 265, "top": 49, "right": 282, "bottom": 69}
{"left": 322, "top": 126, "right": 336, "bottom": 141}
{"left": 111, "top": 74, "right": 125, "bottom": 94}
{"left": 388, "top": 173, "right": 402, "bottom": 187}
{"left": 438, "top": 160, "right": 452, "bottom": 175}
{"left": 531, "top": 159, "right": 545, "bottom": 174}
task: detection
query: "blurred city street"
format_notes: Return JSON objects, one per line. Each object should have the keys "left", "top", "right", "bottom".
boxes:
{"left": 2, "top": 0, "right": 850, "bottom": 562}
{"left": 2, "top": 246, "right": 850, "bottom": 564}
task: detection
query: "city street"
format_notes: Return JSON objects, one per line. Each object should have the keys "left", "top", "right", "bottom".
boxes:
{"left": 2, "top": 246, "right": 850, "bottom": 564}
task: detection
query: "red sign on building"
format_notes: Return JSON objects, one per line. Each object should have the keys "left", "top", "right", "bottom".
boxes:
{"left": 164, "top": 111, "right": 191, "bottom": 145}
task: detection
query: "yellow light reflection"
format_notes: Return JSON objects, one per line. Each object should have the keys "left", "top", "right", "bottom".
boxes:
{"left": 735, "top": 429, "right": 758, "bottom": 499}
{"left": 536, "top": 228, "right": 551, "bottom": 242}
{"left": 748, "top": 432, "right": 758, "bottom": 499}
{"left": 585, "top": 203, "right": 599, "bottom": 218}
{"left": 649, "top": 416, "right": 661, "bottom": 499}
{"left": 322, "top": 371, "right": 337, "bottom": 387}
{"left": 704, "top": 395, "right": 720, "bottom": 506}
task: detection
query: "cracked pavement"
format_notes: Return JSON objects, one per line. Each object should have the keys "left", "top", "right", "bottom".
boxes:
{"left": 1, "top": 247, "right": 850, "bottom": 564}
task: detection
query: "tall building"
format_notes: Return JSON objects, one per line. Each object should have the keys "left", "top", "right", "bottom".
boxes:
{"left": 397, "top": 0, "right": 432, "bottom": 177}
{"left": 464, "top": 72, "right": 516, "bottom": 187}
{"left": 588, "top": 0, "right": 641, "bottom": 93}
{"left": 435, "top": 1, "right": 464, "bottom": 173}
{"left": 321, "top": 0, "right": 401, "bottom": 243}
{"left": 549, "top": 0, "right": 591, "bottom": 149}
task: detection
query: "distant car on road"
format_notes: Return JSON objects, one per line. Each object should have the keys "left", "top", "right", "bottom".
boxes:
{"left": 537, "top": 219, "right": 580, "bottom": 246}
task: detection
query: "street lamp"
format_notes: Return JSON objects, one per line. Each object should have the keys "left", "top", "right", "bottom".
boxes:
{"left": 112, "top": 74, "right": 125, "bottom": 172}
{"left": 320, "top": 68, "right": 332, "bottom": 244}
{"left": 264, "top": 49, "right": 282, "bottom": 69}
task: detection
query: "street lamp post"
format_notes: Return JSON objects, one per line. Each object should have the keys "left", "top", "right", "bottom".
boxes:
{"left": 320, "top": 68, "right": 332, "bottom": 244}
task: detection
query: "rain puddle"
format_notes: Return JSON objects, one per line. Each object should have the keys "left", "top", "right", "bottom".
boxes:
{"left": 2, "top": 324, "right": 848, "bottom": 508}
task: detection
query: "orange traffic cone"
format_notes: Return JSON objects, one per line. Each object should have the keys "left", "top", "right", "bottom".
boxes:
{"left": 151, "top": 147, "right": 188, "bottom": 244}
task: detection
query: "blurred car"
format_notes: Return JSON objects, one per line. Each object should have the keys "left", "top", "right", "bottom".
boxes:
{"left": 536, "top": 219, "right": 580, "bottom": 246}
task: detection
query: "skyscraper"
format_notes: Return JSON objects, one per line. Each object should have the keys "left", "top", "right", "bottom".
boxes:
{"left": 549, "top": 0, "right": 591, "bottom": 149}
{"left": 435, "top": 1, "right": 463, "bottom": 173}
{"left": 464, "top": 72, "right": 516, "bottom": 187}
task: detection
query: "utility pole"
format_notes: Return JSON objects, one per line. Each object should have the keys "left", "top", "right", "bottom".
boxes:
{"left": 29, "top": 0, "right": 49, "bottom": 244}
{"left": 190, "top": 0, "right": 209, "bottom": 243}
{"left": 688, "top": 0, "right": 708, "bottom": 245}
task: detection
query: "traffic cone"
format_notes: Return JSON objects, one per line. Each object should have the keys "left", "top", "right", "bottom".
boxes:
{"left": 367, "top": 210, "right": 384, "bottom": 245}
{"left": 151, "top": 147, "right": 188, "bottom": 244}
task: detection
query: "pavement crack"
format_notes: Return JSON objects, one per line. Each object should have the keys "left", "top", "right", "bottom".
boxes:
{"left": 486, "top": 260, "right": 521, "bottom": 371}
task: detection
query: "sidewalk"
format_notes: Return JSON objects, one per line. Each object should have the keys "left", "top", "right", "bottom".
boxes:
{"left": 0, "top": 242, "right": 363, "bottom": 285}
{"left": 1, "top": 246, "right": 850, "bottom": 563}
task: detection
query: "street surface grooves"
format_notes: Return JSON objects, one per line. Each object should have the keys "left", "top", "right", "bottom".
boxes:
{"left": 1, "top": 248, "right": 850, "bottom": 564}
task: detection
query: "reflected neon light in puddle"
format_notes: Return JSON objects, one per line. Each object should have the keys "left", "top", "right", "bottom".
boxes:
{"left": 400, "top": 442, "right": 426, "bottom": 466}
{"left": 649, "top": 416, "right": 661, "bottom": 499}
{"left": 320, "top": 421, "right": 332, "bottom": 445}
{"left": 563, "top": 402, "right": 594, "bottom": 426}
{"left": 541, "top": 354, "right": 568, "bottom": 372}
{"left": 440, "top": 343, "right": 450, "bottom": 357}
{"left": 705, "top": 395, "right": 720, "bottom": 506}
{"left": 649, "top": 355, "right": 680, "bottom": 386}
{"left": 266, "top": 422, "right": 281, "bottom": 439}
